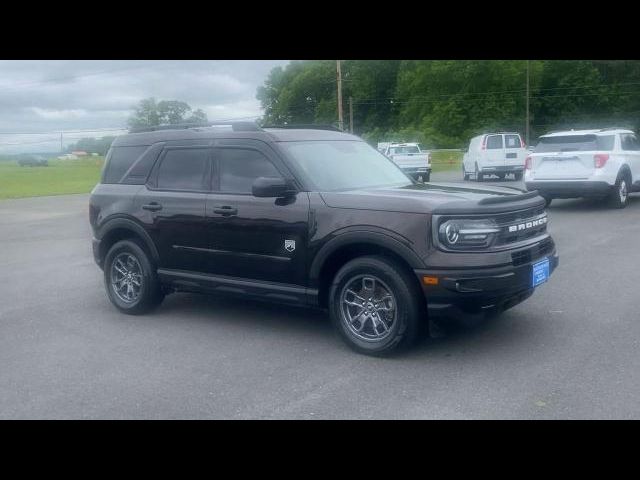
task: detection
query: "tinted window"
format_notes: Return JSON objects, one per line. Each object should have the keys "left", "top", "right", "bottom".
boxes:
{"left": 621, "top": 134, "right": 640, "bottom": 151}
{"left": 103, "top": 146, "right": 148, "bottom": 184}
{"left": 534, "top": 134, "right": 615, "bottom": 153}
{"left": 156, "top": 148, "right": 209, "bottom": 191}
{"left": 486, "top": 135, "right": 503, "bottom": 149}
{"left": 505, "top": 134, "right": 521, "bottom": 149}
{"left": 218, "top": 148, "right": 280, "bottom": 193}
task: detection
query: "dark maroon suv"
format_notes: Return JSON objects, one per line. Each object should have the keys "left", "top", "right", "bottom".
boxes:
{"left": 90, "top": 122, "right": 559, "bottom": 356}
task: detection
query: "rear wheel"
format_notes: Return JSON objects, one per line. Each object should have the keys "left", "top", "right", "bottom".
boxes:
{"left": 423, "top": 171, "right": 431, "bottom": 182}
{"left": 463, "top": 164, "right": 470, "bottom": 181}
{"left": 608, "top": 172, "right": 630, "bottom": 209}
{"left": 329, "top": 256, "right": 423, "bottom": 356}
{"left": 475, "top": 163, "right": 483, "bottom": 182}
{"left": 104, "top": 240, "right": 164, "bottom": 315}
{"left": 514, "top": 171, "right": 524, "bottom": 181}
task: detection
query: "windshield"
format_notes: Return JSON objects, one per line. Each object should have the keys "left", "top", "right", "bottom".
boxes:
{"left": 279, "top": 140, "right": 411, "bottom": 191}
{"left": 534, "top": 134, "right": 615, "bottom": 153}
{"left": 390, "top": 146, "right": 420, "bottom": 154}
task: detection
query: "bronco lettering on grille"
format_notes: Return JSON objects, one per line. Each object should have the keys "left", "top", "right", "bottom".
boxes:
{"left": 507, "top": 216, "right": 547, "bottom": 233}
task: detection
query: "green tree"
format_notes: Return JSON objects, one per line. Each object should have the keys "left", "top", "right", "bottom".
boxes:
{"left": 127, "top": 97, "right": 209, "bottom": 128}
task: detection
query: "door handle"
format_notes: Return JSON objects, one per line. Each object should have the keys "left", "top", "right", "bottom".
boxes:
{"left": 213, "top": 206, "right": 238, "bottom": 216}
{"left": 142, "top": 202, "right": 163, "bottom": 212}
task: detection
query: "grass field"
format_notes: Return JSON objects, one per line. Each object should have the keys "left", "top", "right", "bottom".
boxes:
{"left": 430, "top": 150, "right": 462, "bottom": 173}
{"left": 0, "top": 157, "right": 104, "bottom": 200}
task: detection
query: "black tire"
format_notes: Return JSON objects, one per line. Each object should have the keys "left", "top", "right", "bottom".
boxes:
{"left": 104, "top": 239, "right": 164, "bottom": 315}
{"left": 542, "top": 195, "right": 552, "bottom": 208}
{"left": 329, "top": 256, "right": 423, "bottom": 356}
{"left": 423, "top": 172, "right": 431, "bottom": 182}
{"left": 475, "top": 163, "right": 483, "bottom": 182}
{"left": 514, "top": 171, "right": 524, "bottom": 181}
{"left": 608, "top": 171, "right": 631, "bottom": 209}
{"left": 463, "top": 164, "right": 470, "bottom": 181}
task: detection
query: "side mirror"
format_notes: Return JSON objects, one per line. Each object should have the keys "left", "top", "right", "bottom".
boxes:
{"left": 252, "top": 176, "right": 297, "bottom": 198}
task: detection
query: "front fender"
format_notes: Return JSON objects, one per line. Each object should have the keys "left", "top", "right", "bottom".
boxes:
{"left": 309, "top": 229, "right": 426, "bottom": 284}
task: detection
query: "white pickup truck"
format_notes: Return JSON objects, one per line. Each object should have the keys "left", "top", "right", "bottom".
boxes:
{"left": 378, "top": 142, "right": 431, "bottom": 181}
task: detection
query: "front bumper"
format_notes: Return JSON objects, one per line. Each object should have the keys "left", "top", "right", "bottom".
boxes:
{"left": 525, "top": 181, "right": 612, "bottom": 198}
{"left": 415, "top": 248, "right": 559, "bottom": 323}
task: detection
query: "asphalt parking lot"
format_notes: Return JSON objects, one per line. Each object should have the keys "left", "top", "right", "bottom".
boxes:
{"left": 2, "top": 171, "right": 640, "bottom": 419}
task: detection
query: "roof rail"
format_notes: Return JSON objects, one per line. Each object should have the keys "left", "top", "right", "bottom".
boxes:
{"left": 261, "top": 124, "right": 343, "bottom": 132}
{"left": 599, "top": 126, "right": 634, "bottom": 132}
{"left": 128, "top": 121, "right": 262, "bottom": 134}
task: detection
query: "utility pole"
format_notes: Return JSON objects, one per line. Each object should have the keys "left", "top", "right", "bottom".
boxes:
{"left": 336, "top": 60, "right": 344, "bottom": 131}
{"left": 60, "top": 131, "right": 63, "bottom": 154}
{"left": 349, "top": 96, "right": 354, "bottom": 134}
{"left": 526, "top": 60, "right": 530, "bottom": 146}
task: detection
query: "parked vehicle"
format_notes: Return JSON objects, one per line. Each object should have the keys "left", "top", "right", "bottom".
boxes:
{"left": 90, "top": 122, "right": 558, "bottom": 356}
{"left": 379, "top": 142, "right": 431, "bottom": 182}
{"left": 17, "top": 156, "right": 48, "bottom": 167}
{"left": 462, "top": 132, "right": 528, "bottom": 181}
{"left": 525, "top": 128, "right": 640, "bottom": 208}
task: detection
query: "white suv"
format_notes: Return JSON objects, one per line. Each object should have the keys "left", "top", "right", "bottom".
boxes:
{"left": 524, "top": 128, "right": 640, "bottom": 208}
{"left": 462, "top": 132, "right": 528, "bottom": 182}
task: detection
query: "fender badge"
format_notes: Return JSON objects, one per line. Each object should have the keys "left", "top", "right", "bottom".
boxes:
{"left": 284, "top": 240, "right": 296, "bottom": 252}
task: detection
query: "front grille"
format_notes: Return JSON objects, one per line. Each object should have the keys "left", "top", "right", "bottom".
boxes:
{"left": 494, "top": 206, "right": 548, "bottom": 247}
{"left": 511, "top": 237, "right": 554, "bottom": 266}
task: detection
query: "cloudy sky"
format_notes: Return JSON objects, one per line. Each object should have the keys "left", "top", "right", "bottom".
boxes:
{"left": 0, "top": 60, "right": 289, "bottom": 153}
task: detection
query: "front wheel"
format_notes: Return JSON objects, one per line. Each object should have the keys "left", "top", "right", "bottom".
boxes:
{"left": 329, "top": 256, "right": 423, "bottom": 356}
{"left": 104, "top": 239, "right": 164, "bottom": 315}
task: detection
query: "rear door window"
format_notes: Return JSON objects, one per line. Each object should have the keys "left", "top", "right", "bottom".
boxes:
{"left": 156, "top": 147, "right": 210, "bottom": 191}
{"left": 504, "top": 134, "right": 521, "bottom": 149}
{"left": 486, "top": 135, "right": 503, "bottom": 149}
{"left": 534, "top": 135, "right": 615, "bottom": 153}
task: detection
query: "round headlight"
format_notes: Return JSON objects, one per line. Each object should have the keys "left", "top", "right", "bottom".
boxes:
{"left": 444, "top": 222, "right": 460, "bottom": 244}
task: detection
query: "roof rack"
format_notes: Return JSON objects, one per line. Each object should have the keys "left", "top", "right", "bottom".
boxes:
{"left": 599, "top": 126, "right": 634, "bottom": 132}
{"left": 128, "top": 121, "right": 262, "bottom": 134}
{"left": 261, "top": 124, "right": 343, "bottom": 132}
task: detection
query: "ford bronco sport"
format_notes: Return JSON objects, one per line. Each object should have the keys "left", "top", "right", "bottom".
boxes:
{"left": 90, "top": 122, "right": 559, "bottom": 356}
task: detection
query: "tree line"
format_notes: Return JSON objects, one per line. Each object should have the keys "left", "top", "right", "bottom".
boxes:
{"left": 257, "top": 60, "right": 640, "bottom": 148}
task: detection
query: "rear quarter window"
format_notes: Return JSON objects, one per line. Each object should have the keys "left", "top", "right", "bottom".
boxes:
{"left": 102, "top": 146, "right": 149, "bottom": 184}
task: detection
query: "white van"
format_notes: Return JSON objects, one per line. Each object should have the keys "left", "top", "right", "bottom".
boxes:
{"left": 462, "top": 132, "right": 528, "bottom": 181}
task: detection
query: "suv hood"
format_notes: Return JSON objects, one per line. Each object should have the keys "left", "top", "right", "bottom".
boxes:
{"left": 320, "top": 182, "right": 545, "bottom": 214}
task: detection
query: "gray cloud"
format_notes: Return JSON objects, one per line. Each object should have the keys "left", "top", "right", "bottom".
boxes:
{"left": 0, "top": 60, "right": 289, "bottom": 153}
